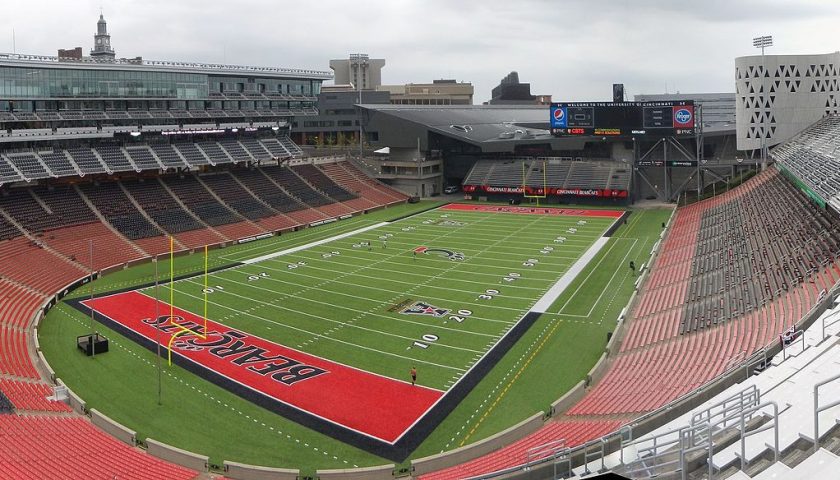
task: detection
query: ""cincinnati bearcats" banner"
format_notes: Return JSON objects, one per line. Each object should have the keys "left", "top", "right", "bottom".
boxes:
{"left": 462, "top": 185, "right": 628, "bottom": 198}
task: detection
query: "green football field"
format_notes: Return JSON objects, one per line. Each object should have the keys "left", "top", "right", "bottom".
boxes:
{"left": 39, "top": 201, "right": 671, "bottom": 474}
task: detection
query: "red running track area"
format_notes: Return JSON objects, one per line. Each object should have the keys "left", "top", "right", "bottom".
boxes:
{"left": 440, "top": 203, "right": 624, "bottom": 218}
{"left": 82, "top": 291, "right": 443, "bottom": 443}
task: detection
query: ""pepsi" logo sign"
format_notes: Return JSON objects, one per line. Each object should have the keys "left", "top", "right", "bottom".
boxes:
{"left": 553, "top": 108, "right": 564, "bottom": 121}
{"left": 675, "top": 108, "right": 692, "bottom": 124}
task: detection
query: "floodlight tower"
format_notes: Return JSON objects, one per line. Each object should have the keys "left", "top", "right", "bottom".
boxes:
{"left": 753, "top": 35, "right": 773, "bottom": 167}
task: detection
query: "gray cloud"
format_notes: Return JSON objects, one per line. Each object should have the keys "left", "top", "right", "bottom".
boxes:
{"left": 0, "top": 0, "right": 837, "bottom": 103}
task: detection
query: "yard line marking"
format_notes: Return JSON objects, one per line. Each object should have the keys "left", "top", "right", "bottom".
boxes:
{"left": 174, "top": 285, "right": 484, "bottom": 354}
{"left": 187, "top": 275, "right": 506, "bottom": 335}
{"left": 241, "top": 222, "right": 391, "bottom": 264}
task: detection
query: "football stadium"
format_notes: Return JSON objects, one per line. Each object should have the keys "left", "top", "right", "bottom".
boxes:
{"left": 1, "top": 6, "right": 840, "bottom": 480}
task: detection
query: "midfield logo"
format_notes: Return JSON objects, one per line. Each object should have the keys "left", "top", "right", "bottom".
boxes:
{"left": 401, "top": 301, "right": 450, "bottom": 317}
{"left": 413, "top": 246, "right": 466, "bottom": 261}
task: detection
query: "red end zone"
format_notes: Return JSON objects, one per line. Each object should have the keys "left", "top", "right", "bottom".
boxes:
{"left": 441, "top": 203, "right": 624, "bottom": 218}
{"left": 82, "top": 291, "right": 442, "bottom": 443}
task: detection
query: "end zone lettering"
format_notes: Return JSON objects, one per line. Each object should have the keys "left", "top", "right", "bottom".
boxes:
{"left": 81, "top": 291, "right": 443, "bottom": 444}
{"left": 142, "top": 316, "right": 327, "bottom": 386}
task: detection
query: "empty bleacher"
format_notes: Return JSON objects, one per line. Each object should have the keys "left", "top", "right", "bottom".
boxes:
{"left": 0, "top": 415, "right": 197, "bottom": 479}
{"left": 463, "top": 158, "right": 632, "bottom": 192}
{"left": 198, "top": 172, "right": 276, "bottom": 221}
{"left": 772, "top": 115, "right": 840, "bottom": 210}
{"left": 37, "top": 150, "right": 78, "bottom": 177}
{"left": 293, "top": 164, "right": 357, "bottom": 202}
{"left": 78, "top": 182, "right": 162, "bottom": 241}
{"left": 67, "top": 147, "right": 108, "bottom": 175}
{"left": 125, "top": 146, "right": 164, "bottom": 171}
{"left": 96, "top": 145, "right": 136, "bottom": 173}
{"left": 240, "top": 138, "right": 273, "bottom": 161}
{"left": 172, "top": 142, "right": 210, "bottom": 167}
{"left": 263, "top": 165, "right": 333, "bottom": 207}
{"left": 421, "top": 167, "right": 840, "bottom": 480}
{"left": 150, "top": 143, "right": 189, "bottom": 169}
{"left": 196, "top": 141, "right": 233, "bottom": 165}
{"left": 0, "top": 155, "right": 24, "bottom": 185}
{"left": 122, "top": 179, "right": 204, "bottom": 234}
{"left": 4, "top": 153, "right": 51, "bottom": 180}
{"left": 219, "top": 139, "right": 253, "bottom": 163}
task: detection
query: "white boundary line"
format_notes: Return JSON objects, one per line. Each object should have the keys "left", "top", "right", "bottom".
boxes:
{"left": 241, "top": 222, "right": 391, "bottom": 265}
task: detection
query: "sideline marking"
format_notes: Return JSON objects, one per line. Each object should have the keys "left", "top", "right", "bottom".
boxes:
{"left": 531, "top": 237, "right": 610, "bottom": 313}
{"left": 242, "top": 222, "right": 391, "bottom": 264}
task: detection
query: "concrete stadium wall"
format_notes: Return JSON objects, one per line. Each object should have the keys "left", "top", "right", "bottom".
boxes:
{"left": 316, "top": 463, "right": 394, "bottom": 480}
{"left": 223, "top": 460, "right": 299, "bottom": 480}
{"left": 411, "top": 411, "right": 544, "bottom": 477}
{"left": 90, "top": 408, "right": 136, "bottom": 445}
{"left": 55, "top": 378, "right": 86, "bottom": 414}
{"left": 550, "top": 380, "right": 586, "bottom": 415}
{"left": 146, "top": 438, "right": 208, "bottom": 472}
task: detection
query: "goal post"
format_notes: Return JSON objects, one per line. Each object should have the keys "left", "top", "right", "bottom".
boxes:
{"left": 165, "top": 237, "right": 209, "bottom": 366}
{"left": 522, "top": 160, "right": 547, "bottom": 205}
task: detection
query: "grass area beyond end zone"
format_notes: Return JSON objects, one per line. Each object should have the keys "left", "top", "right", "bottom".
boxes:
{"left": 39, "top": 202, "right": 671, "bottom": 474}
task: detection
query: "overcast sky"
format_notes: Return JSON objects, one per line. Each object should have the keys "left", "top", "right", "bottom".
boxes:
{"left": 2, "top": 0, "right": 839, "bottom": 103}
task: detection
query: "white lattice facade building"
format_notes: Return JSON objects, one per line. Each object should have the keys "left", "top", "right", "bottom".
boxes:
{"left": 735, "top": 52, "right": 840, "bottom": 151}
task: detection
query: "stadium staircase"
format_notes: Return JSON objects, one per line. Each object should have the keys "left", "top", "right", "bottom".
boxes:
{"left": 0, "top": 154, "right": 405, "bottom": 478}
{"left": 421, "top": 167, "right": 840, "bottom": 480}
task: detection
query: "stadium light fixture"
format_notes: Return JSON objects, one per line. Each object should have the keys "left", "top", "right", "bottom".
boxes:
{"left": 753, "top": 35, "right": 773, "bottom": 168}
{"left": 231, "top": 128, "right": 238, "bottom": 133}
{"left": 129, "top": 131, "right": 141, "bottom": 137}
{"left": 271, "top": 126, "right": 280, "bottom": 131}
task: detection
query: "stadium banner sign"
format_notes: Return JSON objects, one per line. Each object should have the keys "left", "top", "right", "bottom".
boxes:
{"left": 236, "top": 233, "right": 274, "bottom": 244}
{"left": 78, "top": 291, "right": 442, "bottom": 445}
{"left": 462, "top": 185, "right": 628, "bottom": 198}
{"left": 778, "top": 165, "right": 827, "bottom": 209}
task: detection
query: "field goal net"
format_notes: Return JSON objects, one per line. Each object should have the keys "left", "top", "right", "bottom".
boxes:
{"left": 522, "top": 160, "right": 547, "bottom": 205}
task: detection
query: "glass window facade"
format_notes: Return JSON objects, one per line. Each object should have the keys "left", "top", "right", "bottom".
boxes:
{"left": 0, "top": 66, "right": 208, "bottom": 98}
{"left": 0, "top": 64, "right": 324, "bottom": 112}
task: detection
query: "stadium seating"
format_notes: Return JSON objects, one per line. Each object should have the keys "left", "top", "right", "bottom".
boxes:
{"left": 96, "top": 145, "right": 137, "bottom": 172}
{"left": 0, "top": 237, "right": 88, "bottom": 295}
{"left": 0, "top": 379, "right": 72, "bottom": 412}
{"left": 0, "top": 415, "right": 197, "bottom": 479}
{"left": 463, "top": 158, "right": 632, "bottom": 192}
{"left": 198, "top": 172, "right": 277, "bottom": 220}
{"left": 292, "top": 164, "right": 357, "bottom": 202}
{"left": 422, "top": 167, "right": 840, "bottom": 479}
{"left": 67, "top": 147, "right": 109, "bottom": 175}
{"left": 0, "top": 154, "right": 24, "bottom": 185}
{"left": 4, "top": 152, "right": 51, "bottom": 181}
{"left": 335, "top": 161, "right": 409, "bottom": 205}
{"left": 0, "top": 156, "right": 410, "bottom": 478}
{"left": 172, "top": 142, "right": 210, "bottom": 167}
{"left": 420, "top": 420, "right": 624, "bottom": 480}
{"left": 125, "top": 145, "right": 165, "bottom": 171}
{"left": 196, "top": 141, "right": 234, "bottom": 165}
{"left": 37, "top": 149, "right": 79, "bottom": 177}
{"left": 263, "top": 165, "right": 334, "bottom": 207}
{"left": 150, "top": 143, "right": 189, "bottom": 169}
{"left": 772, "top": 114, "right": 840, "bottom": 210}
{"left": 163, "top": 174, "right": 267, "bottom": 241}
{"left": 240, "top": 138, "right": 273, "bottom": 161}
{"left": 78, "top": 182, "right": 170, "bottom": 255}
{"left": 219, "top": 139, "right": 254, "bottom": 163}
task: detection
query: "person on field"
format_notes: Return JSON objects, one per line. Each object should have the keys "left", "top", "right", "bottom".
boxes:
{"left": 410, "top": 366, "right": 417, "bottom": 386}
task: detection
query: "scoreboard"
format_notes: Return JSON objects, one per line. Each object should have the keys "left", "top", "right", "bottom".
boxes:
{"left": 550, "top": 101, "right": 695, "bottom": 137}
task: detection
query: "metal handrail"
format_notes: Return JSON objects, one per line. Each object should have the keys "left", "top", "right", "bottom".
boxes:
{"left": 813, "top": 372, "right": 840, "bottom": 452}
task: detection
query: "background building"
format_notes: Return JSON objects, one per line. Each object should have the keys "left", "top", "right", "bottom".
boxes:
{"left": 377, "top": 79, "right": 473, "bottom": 105}
{"left": 486, "top": 71, "right": 550, "bottom": 105}
{"left": 735, "top": 51, "right": 840, "bottom": 153}
{"left": 329, "top": 54, "right": 385, "bottom": 90}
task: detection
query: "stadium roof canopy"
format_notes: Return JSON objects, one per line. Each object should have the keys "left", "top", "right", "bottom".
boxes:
{"left": 359, "top": 104, "right": 592, "bottom": 153}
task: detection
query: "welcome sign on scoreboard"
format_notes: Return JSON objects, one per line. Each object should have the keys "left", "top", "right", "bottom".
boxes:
{"left": 550, "top": 101, "right": 695, "bottom": 137}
